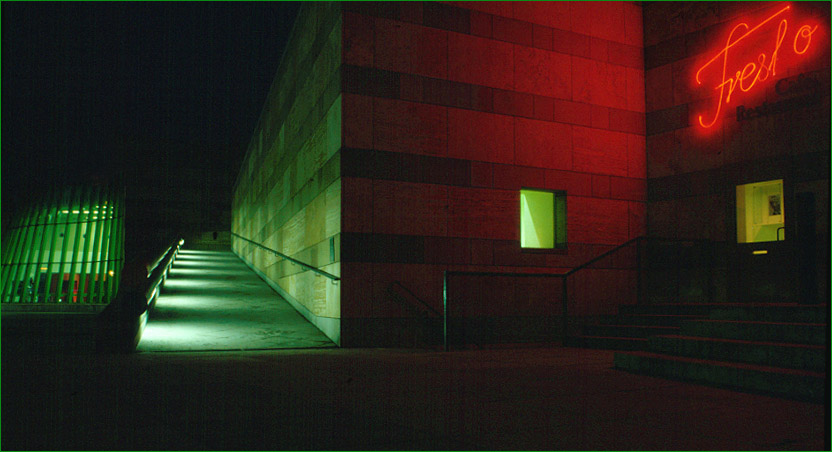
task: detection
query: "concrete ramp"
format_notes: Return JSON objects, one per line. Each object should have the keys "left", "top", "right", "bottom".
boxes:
{"left": 137, "top": 249, "right": 334, "bottom": 352}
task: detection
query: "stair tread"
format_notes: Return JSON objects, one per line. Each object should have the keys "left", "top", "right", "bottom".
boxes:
{"left": 575, "top": 335, "right": 648, "bottom": 342}
{"left": 617, "top": 351, "right": 826, "bottom": 378}
{"left": 597, "top": 324, "right": 678, "bottom": 330}
{"left": 654, "top": 334, "right": 827, "bottom": 350}
{"left": 622, "top": 314, "right": 701, "bottom": 318}
{"left": 647, "top": 303, "right": 827, "bottom": 307}
{"left": 692, "top": 319, "right": 827, "bottom": 327}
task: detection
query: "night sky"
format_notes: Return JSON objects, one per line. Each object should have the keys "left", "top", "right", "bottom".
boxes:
{"left": 2, "top": 2, "right": 300, "bottom": 221}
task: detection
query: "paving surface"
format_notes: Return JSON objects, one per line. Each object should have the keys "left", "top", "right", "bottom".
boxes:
{"left": 2, "top": 345, "right": 827, "bottom": 450}
{"left": 2, "top": 248, "right": 828, "bottom": 450}
{"left": 137, "top": 249, "right": 335, "bottom": 352}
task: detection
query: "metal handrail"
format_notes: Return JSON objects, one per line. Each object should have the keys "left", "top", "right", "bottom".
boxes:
{"left": 230, "top": 232, "right": 340, "bottom": 282}
{"left": 442, "top": 237, "right": 647, "bottom": 350}
{"left": 441, "top": 236, "right": 730, "bottom": 350}
{"left": 389, "top": 281, "right": 441, "bottom": 317}
{"left": 96, "top": 237, "right": 183, "bottom": 353}
{"left": 144, "top": 238, "right": 183, "bottom": 303}
{"left": 563, "top": 236, "right": 643, "bottom": 277}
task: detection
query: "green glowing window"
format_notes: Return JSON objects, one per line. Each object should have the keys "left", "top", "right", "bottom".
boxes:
{"left": 736, "top": 179, "right": 784, "bottom": 243}
{"left": 520, "top": 189, "right": 566, "bottom": 249}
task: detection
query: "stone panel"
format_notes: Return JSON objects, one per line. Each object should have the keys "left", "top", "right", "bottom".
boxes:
{"left": 374, "top": 17, "right": 448, "bottom": 79}
{"left": 448, "top": 32, "right": 514, "bottom": 91}
{"left": 448, "top": 186, "right": 517, "bottom": 240}
{"left": 514, "top": 46, "right": 572, "bottom": 100}
{"left": 568, "top": 196, "right": 630, "bottom": 245}
{"left": 372, "top": 180, "right": 449, "bottom": 237}
{"left": 447, "top": 108, "right": 514, "bottom": 164}
{"left": 572, "top": 126, "right": 629, "bottom": 177}
{"left": 373, "top": 97, "right": 448, "bottom": 157}
{"left": 514, "top": 117, "right": 573, "bottom": 171}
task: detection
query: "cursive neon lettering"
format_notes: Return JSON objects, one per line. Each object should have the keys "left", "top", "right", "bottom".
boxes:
{"left": 695, "top": 6, "right": 820, "bottom": 129}
{"left": 738, "top": 61, "right": 757, "bottom": 91}
{"left": 756, "top": 53, "right": 771, "bottom": 83}
{"left": 793, "top": 24, "right": 818, "bottom": 54}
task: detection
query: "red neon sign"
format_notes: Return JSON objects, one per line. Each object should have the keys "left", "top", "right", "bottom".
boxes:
{"left": 695, "top": 5, "right": 819, "bottom": 128}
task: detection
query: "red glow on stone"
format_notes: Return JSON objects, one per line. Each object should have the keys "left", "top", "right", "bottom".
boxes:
{"left": 694, "top": 5, "right": 821, "bottom": 129}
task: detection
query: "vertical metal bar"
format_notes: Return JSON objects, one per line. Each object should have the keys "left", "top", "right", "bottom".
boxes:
{"left": 6, "top": 193, "right": 40, "bottom": 302}
{"left": 636, "top": 237, "right": 643, "bottom": 306}
{"left": 707, "top": 242, "right": 715, "bottom": 303}
{"left": 114, "top": 184, "right": 126, "bottom": 299}
{"left": 106, "top": 184, "right": 125, "bottom": 302}
{"left": 56, "top": 186, "right": 79, "bottom": 302}
{"left": 675, "top": 243, "right": 681, "bottom": 303}
{"left": 14, "top": 196, "right": 44, "bottom": 302}
{"left": 103, "top": 185, "right": 117, "bottom": 303}
{"left": 31, "top": 184, "right": 60, "bottom": 302}
{"left": 0, "top": 207, "right": 28, "bottom": 302}
{"left": 66, "top": 185, "right": 90, "bottom": 303}
{"left": 2, "top": 206, "right": 26, "bottom": 301}
{"left": 443, "top": 271, "right": 448, "bottom": 352}
{"left": 88, "top": 183, "right": 107, "bottom": 304}
{"left": 97, "top": 183, "right": 115, "bottom": 304}
{"left": 561, "top": 276, "right": 568, "bottom": 346}
{"left": 42, "top": 186, "right": 68, "bottom": 303}
{"left": 77, "top": 185, "right": 100, "bottom": 303}
{"left": 16, "top": 192, "right": 45, "bottom": 303}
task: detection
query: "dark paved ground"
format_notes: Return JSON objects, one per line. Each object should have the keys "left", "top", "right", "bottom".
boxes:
{"left": 2, "top": 346, "right": 827, "bottom": 450}
{"left": 2, "top": 248, "right": 827, "bottom": 449}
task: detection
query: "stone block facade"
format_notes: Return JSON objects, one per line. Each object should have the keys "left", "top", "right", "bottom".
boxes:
{"left": 232, "top": 3, "right": 343, "bottom": 342}
{"left": 339, "top": 1, "right": 646, "bottom": 345}
{"left": 233, "top": 1, "right": 829, "bottom": 346}
{"left": 643, "top": 2, "right": 830, "bottom": 303}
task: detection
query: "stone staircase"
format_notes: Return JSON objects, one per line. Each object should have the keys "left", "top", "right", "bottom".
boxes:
{"left": 569, "top": 303, "right": 713, "bottom": 351}
{"left": 614, "top": 304, "right": 828, "bottom": 402}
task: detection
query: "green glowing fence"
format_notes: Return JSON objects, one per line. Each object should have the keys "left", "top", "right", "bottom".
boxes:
{"left": 1, "top": 182, "right": 125, "bottom": 304}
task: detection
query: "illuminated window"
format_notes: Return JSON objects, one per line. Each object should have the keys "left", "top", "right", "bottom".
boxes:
{"left": 736, "top": 179, "right": 784, "bottom": 243}
{"left": 520, "top": 189, "right": 566, "bottom": 249}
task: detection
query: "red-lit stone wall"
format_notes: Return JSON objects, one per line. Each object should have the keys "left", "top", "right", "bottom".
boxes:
{"left": 643, "top": 2, "right": 830, "bottom": 303}
{"left": 339, "top": 1, "right": 646, "bottom": 345}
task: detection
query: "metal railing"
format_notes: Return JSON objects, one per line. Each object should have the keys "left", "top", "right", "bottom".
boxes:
{"left": 96, "top": 237, "right": 184, "bottom": 352}
{"left": 443, "top": 268, "right": 568, "bottom": 350}
{"left": 0, "top": 182, "right": 126, "bottom": 305}
{"left": 442, "top": 237, "right": 726, "bottom": 350}
{"left": 387, "top": 281, "right": 444, "bottom": 348}
{"left": 144, "top": 238, "right": 184, "bottom": 308}
{"left": 388, "top": 281, "right": 441, "bottom": 318}
{"left": 230, "top": 232, "right": 340, "bottom": 282}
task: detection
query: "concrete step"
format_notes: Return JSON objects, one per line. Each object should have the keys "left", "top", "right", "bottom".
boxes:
{"left": 582, "top": 324, "right": 679, "bottom": 338}
{"left": 649, "top": 335, "right": 826, "bottom": 372}
{"left": 603, "top": 314, "right": 701, "bottom": 327}
{"left": 709, "top": 304, "right": 828, "bottom": 323}
{"left": 614, "top": 351, "right": 825, "bottom": 402}
{"left": 618, "top": 304, "right": 716, "bottom": 316}
{"left": 568, "top": 335, "right": 648, "bottom": 351}
{"left": 681, "top": 319, "right": 826, "bottom": 345}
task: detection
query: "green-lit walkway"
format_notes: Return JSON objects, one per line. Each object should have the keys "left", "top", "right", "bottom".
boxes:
{"left": 137, "top": 249, "right": 334, "bottom": 352}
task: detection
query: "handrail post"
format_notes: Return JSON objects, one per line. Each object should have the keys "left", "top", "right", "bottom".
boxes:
{"left": 561, "top": 276, "right": 568, "bottom": 346}
{"left": 707, "top": 241, "right": 715, "bottom": 303}
{"left": 636, "top": 238, "right": 643, "bottom": 306}
{"left": 443, "top": 271, "right": 448, "bottom": 352}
